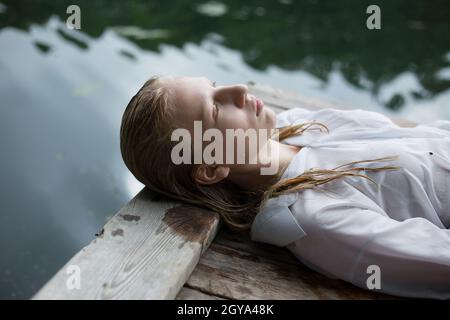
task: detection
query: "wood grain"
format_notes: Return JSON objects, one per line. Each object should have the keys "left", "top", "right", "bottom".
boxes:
{"left": 176, "top": 287, "right": 226, "bottom": 300}
{"left": 33, "top": 188, "right": 220, "bottom": 299}
{"left": 184, "top": 242, "right": 395, "bottom": 300}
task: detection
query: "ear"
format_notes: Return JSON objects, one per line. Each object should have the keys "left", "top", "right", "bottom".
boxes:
{"left": 194, "top": 165, "right": 230, "bottom": 185}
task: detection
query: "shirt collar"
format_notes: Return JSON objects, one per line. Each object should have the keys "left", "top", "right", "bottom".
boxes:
{"left": 250, "top": 149, "right": 307, "bottom": 247}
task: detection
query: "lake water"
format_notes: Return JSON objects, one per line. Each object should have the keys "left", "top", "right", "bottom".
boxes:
{"left": 0, "top": 0, "right": 449, "bottom": 299}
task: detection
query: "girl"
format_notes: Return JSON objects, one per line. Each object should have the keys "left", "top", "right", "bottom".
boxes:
{"left": 120, "top": 75, "right": 450, "bottom": 299}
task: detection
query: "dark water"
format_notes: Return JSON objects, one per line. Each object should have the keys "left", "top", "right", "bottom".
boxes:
{"left": 0, "top": 0, "right": 449, "bottom": 299}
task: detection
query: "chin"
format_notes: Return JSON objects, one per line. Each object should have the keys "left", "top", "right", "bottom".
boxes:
{"left": 265, "top": 108, "right": 277, "bottom": 128}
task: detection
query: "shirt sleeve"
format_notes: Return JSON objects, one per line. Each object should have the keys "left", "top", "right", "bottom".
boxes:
{"left": 286, "top": 203, "right": 450, "bottom": 299}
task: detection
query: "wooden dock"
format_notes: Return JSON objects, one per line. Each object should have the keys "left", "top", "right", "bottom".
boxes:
{"left": 33, "top": 84, "right": 416, "bottom": 300}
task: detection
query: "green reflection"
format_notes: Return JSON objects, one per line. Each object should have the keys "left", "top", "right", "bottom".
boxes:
{"left": 1, "top": 0, "right": 449, "bottom": 110}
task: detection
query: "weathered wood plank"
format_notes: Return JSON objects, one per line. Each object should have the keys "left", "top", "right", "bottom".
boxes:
{"left": 248, "top": 84, "right": 417, "bottom": 128}
{"left": 33, "top": 188, "right": 220, "bottom": 299}
{"left": 249, "top": 83, "right": 346, "bottom": 111}
{"left": 214, "top": 227, "right": 300, "bottom": 266}
{"left": 185, "top": 242, "right": 396, "bottom": 300}
{"left": 175, "top": 286, "right": 226, "bottom": 300}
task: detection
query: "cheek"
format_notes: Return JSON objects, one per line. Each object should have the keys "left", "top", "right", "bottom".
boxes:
{"left": 221, "top": 111, "right": 253, "bottom": 130}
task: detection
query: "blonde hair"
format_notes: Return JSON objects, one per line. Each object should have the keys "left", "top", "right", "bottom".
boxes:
{"left": 120, "top": 75, "right": 400, "bottom": 232}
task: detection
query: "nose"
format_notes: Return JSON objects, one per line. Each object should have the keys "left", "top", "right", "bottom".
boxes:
{"left": 217, "top": 84, "right": 248, "bottom": 108}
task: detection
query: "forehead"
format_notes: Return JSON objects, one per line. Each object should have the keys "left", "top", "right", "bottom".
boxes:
{"left": 173, "top": 76, "right": 210, "bottom": 92}
{"left": 162, "top": 76, "right": 211, "bottom": 125}
{"left": 169, "top": 76, "right": 211, "bottom": 106}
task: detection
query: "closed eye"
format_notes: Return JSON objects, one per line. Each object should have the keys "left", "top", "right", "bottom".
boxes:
{"left": 213, "top": 102, "right": 219, "bottom": 121}
{"left": 210, "top": 80, "right": 218, "bottom": 120}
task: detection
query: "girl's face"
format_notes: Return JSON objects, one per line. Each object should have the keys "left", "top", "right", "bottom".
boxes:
{"left": 163, "top": 76, "right": 276, "bottom": 135}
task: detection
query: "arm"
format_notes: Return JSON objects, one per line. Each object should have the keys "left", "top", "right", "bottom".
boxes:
{"left": 287, "top": 204, "right": 450, "bottom": 299}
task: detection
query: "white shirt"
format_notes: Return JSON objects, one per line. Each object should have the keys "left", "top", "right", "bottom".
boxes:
{"left": 250, "top": 107, "right": 450, "bottom": 299}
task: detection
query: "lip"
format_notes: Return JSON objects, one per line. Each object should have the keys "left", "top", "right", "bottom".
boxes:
{"left": 255, "top": 97, "right": 264, "bottom": 116}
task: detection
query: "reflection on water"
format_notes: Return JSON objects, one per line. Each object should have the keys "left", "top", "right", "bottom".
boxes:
{"left": 0, "top": 0, "right": 449, "bottom": 299}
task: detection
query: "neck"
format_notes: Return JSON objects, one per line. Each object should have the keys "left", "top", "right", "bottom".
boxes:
{"left": 228, "top": 139, "right": 301, "bottom": 192}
